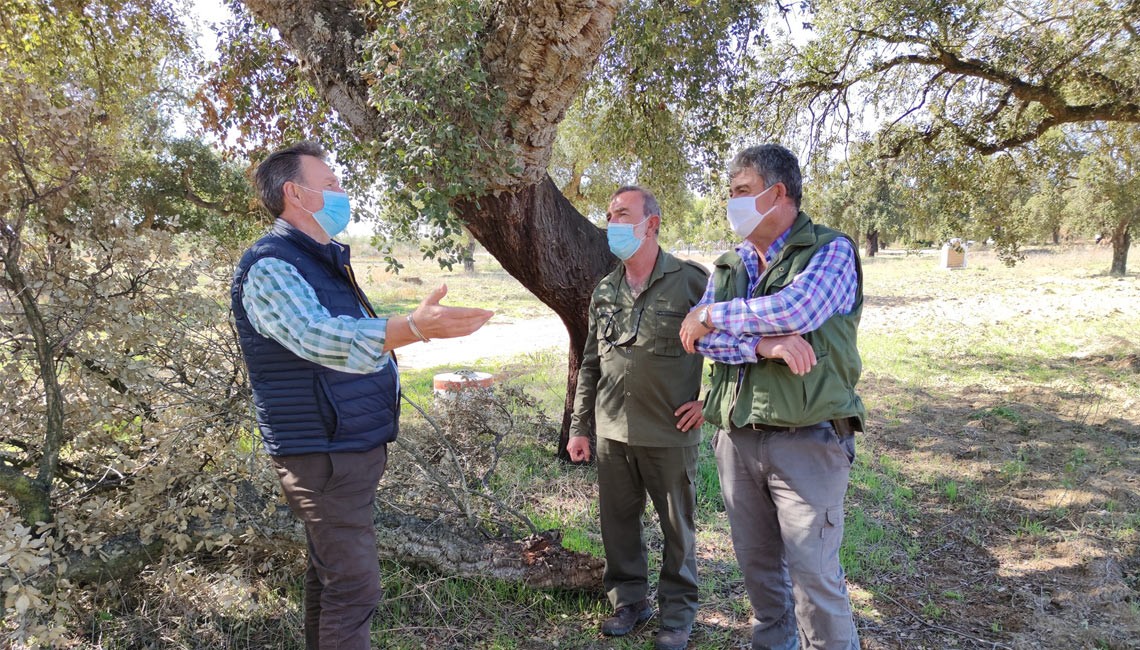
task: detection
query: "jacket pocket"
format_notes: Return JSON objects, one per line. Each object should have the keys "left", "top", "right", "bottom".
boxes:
{"left": 653, "top": 310, "right": 685, "bottom": 357}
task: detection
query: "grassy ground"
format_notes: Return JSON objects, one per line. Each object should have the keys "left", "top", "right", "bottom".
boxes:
{"left": 87, "top": 243, "right": 1139, "bottom": 649}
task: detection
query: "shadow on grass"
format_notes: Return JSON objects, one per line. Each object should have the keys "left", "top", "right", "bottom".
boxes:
{"left": 849, "top": 364, "right": 1140, "bottom": 649}
{"left": 863, "top": 293, "right": 942, "bottom": 310}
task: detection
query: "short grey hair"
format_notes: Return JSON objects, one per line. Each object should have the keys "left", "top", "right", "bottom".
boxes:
{"left": 611, "top": 185, "right": 662, "bottom": 220}
{"left": 254, "top": 141, "right": 326, "bottom": 217}
{"left": 729, "top": 144, "right": 803, "bottom": 207}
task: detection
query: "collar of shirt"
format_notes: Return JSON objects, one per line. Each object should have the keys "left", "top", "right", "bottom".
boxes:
{"left": 613, "top": 247, "right": 675, "bottom": 297}
{"left": 735, "top": 229, "right": 791, "bottom": 294}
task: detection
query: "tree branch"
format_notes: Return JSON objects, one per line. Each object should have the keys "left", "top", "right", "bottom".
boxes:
{"left": 239, "top": 0, "right": 383, "bottom": 142}
{"left": 809, "top": 26, "right": 1140, "bottom": 155}
{"left": 178, "top": 169, "right": 236, "bottom": 216}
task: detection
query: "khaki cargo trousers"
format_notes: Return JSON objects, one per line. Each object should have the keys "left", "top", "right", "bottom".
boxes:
{"left": 714, "top": 423, "right": 860, "bottom": 650}
{"left": 597, "top": 438, "right": 700, "bottom": 629}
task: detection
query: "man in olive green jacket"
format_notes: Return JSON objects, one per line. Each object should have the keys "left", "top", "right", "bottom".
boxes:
{"left": 679, "top": 145, "right": 864, "bottom": 650}
{"left": 568, "top": 186, "right": 709, "bottom": 650}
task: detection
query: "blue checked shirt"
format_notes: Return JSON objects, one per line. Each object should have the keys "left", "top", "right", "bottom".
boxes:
{"left": 241, "top": 256, "right": 393, "bottom": 374}
{"left": 695, "top": 231, "right": 858, "bottom": 365}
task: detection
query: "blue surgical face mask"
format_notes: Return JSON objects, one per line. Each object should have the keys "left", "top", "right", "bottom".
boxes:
{"left": 607, "top": 216, "right": 650, "bottom": 260}
{"left": 296, "top": 184, "right": 351, "bottom": 238}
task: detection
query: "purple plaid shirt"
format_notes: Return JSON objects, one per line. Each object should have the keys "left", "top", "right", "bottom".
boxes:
{"left": 694, "top": 231, "right": 858, "bottom": 364}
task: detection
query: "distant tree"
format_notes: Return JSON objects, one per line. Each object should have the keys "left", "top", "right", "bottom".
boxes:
{"left": 116, "top": 136, "right": 265, "bottom": 244}
{"left": 1009, "top": 132, "right": 1081, "bottom": 246}
{"left": 1067, "top": 125, "right": 1138, "bottom": 276}
{"left": 809, "top": 146, "right": 909, "bottom": 257}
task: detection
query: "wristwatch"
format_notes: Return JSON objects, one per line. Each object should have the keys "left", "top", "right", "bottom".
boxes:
{"left": 697, "top": 306, "right": 712, "bottom": 329}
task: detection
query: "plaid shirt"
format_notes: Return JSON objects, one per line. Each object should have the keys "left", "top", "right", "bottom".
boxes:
{"left": 241, "top": 256, "right": 392, "bottom": 374}
{"left": 695, "top": 232, "right": 858, "bottom": 365}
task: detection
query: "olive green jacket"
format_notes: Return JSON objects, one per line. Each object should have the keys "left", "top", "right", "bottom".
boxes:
{"left": 571, "top": 248, "right": 709, "bottom": 447}
{"left": 703, "top": 212, "right": 867, "bottom": 431}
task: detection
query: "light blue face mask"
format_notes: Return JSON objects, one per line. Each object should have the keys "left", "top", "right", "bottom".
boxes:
{"left": 296, "top": 184, "right": 352, "bottom": 238}
{"left": 607, "top": 216, "right": 649, "bottom": 260}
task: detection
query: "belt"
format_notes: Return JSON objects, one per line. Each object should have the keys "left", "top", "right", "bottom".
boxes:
{"left": 743, "top": 422, "right": 795, "bottom": 433}
{"left": 740, "top": 417, "right": 859, "bottom": 436}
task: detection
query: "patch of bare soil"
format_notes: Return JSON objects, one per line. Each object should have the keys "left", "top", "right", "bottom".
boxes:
{"left": 859, "top": 374, "right": 1140, "bottom": 650}
{"left": 850, "top": 250, "right": 1140, "bottom": 650}
{"left": 395, "top": 315, "right": 569, "bottom": 370}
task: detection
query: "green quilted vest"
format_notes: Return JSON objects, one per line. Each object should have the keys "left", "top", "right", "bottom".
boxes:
{"left": 702, "top": 212, "right": 867, "bottom": 430}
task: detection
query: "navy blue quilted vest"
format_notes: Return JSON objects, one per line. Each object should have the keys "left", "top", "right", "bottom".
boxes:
{"left": 231, "top": 220, "right": 399, "bottom": 456}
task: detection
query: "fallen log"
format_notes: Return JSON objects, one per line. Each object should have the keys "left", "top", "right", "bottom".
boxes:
{"left": 61, "top": 480, "right": 603, "bottom": 592}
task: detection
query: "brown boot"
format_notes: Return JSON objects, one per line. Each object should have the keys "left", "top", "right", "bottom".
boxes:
{"left": 655, "top": 624, "right": 692, "bottom": 650}
{"left": 600, "top": 600, "right": 653, "bottom": 636}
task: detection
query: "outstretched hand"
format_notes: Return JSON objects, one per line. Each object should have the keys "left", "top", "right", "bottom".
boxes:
{"left": 411, "top": 284, "right": 494, "bottom": 340}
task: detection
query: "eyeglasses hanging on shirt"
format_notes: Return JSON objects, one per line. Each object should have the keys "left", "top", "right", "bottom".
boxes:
{"left": 602, "top": 308, "right": 644, "bottom": 348}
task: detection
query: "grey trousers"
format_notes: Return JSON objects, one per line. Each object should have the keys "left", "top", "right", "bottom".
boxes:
{"left": 596, "top": 438, "right": 700, "bottom": 629}
{"left": 273, "top": 444, "right": 388, "bottom": 650}
{"left": 713, "top": 423, "right": 859, "bottom": 650}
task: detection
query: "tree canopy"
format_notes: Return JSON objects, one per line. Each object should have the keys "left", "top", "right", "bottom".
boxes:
{"left": 757, "top": 0, "right": 1140, "bottom": 153}
{"left": 748, "top": 0, "right": 1138, "bottom": 273}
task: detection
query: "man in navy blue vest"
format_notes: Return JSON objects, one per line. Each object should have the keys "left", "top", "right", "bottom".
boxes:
{"left": 231, "top": 141, "right": 493, "bottom": 650}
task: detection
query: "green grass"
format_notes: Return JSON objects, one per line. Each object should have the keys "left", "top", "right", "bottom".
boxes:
{"left": 695, "top": 427, "right": 724, "bottom": 514}
{"left": 938, "top": 478, "right": 961, "bottom": 503}
{"left": 398, "top": 348, "right": 569, "bottom": 415}
{"left": 842, "top": 445, "right": 921, "bottom": 582}
{"left": 1000, "top": 456, "right": 1029, "bottom": 482}
{"left": 1015, "top": 516, "right": 1049, "bottom": 539}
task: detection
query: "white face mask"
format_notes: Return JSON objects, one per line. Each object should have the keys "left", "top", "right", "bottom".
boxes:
{"left": 726, "top": 183, "right": 778, "bottom": 239}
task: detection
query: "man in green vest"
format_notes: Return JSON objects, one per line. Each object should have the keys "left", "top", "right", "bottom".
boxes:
{"left": 568, "top": 186, "right": 709, "bottom": 650}
{"left": 678, "top": 145, "right": 865, "bottom": 650}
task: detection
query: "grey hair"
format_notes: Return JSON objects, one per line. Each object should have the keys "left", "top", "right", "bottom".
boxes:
{"left": 611, "top": 185, "right": 662, "bottom": 221}
{"left": 254, "top": 141, "right": 326, "bottom": 217}
{"left": 728, "top": 144, "right": 803, "bottom": 207}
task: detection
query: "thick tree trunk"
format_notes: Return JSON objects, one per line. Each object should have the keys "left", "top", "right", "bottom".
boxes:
{"left": 1110, "top": 224, "right": 1130, "bottom": 276}
{"left": 864, "top": 230, "right": 879, "bottom": 258}
{"left": 457, "top": 177, "right": 615, "bottom": 459}
{"left": 462, "top": 237, "right": 476, "bottom": 274}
